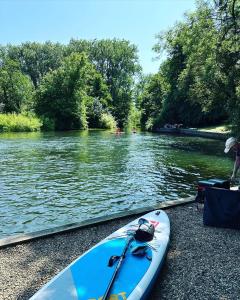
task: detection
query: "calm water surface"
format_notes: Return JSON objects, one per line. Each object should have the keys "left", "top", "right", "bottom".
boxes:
{"left": 0, "top": 131, "right": 233, "bottom": 238}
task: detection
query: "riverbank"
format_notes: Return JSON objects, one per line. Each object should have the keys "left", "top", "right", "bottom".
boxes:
{"left": 155, "top": 128, "right": 229, "bottom": 140}
{"left": 0, "top": 113, "right": 42, "bottom": 132}
{"left": 1, "top": 202, "right": 239, "bottom": 300}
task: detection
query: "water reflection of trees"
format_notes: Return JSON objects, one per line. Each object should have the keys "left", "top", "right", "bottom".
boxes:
{"left": 0, "top": 131, "right": 233, "bottom": 238}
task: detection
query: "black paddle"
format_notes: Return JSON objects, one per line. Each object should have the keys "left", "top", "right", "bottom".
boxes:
{"left": 102, "top": 218, "right": 149, "bottom": 300}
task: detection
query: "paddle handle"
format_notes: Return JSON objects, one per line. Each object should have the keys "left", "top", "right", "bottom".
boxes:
{"left": 102, "top": 236, "right": 133, "bottom": 300}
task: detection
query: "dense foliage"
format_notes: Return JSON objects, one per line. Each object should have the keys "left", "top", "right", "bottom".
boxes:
{"left": 0, "top": 0, "right": 239, "bottom": 133}
{"left": 0, "top": 59, "right": 34, "bottom": 113}
{"left": 139, "top": 0, "right": 240, "bottom": 133}
{"left": 67, "top": 39, "right": 141, "bottom": 127}
{"left": 35, "top": 53, "right": 113, "bottom": 130}
{"left": 0, "top": 39, "right": 140, "bottom": 130}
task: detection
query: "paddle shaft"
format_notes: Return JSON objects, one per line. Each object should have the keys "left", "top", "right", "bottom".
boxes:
{"left": 102, "top": 236, "right": 134, "bottom": 300}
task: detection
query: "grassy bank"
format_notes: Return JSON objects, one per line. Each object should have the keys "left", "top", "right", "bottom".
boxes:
{"left": 0, "top": 114, "right": 42, "bottom": 132}
{"left": 198, "top": 124, "right": 231, "bottom": 133}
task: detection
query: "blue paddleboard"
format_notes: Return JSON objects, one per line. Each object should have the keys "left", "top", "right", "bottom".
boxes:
{"left": 30, "top": 210, "right": 170, "bottom": 300}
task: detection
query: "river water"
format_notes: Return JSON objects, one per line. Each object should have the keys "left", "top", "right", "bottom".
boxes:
{"left": 0, "top": 130, "right": 233, "bottom": 238}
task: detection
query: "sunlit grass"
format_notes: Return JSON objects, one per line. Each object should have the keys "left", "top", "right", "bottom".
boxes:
{"left": 198, "top": 124, "right": 231, "bottom": 133}
{"left": 0, "top": 113, "right": 42, "bottom": 132}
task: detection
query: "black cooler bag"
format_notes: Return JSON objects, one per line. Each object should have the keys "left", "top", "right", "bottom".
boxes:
{"left": 203, "top": 187, "right": 240, "bottom": 229}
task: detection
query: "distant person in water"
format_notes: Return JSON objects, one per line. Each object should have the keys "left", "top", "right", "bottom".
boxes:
{"left": 224, "top": 137, "right": 240, "bottom": 181}
{"left": 115, "top": 127, "right": 122, "bottom": 135}
{"left": 132, "top": 127, "right": 137, "bottom": 133}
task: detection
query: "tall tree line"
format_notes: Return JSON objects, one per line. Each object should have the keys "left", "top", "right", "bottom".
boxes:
{"left": 0, "top": 0, "right": 239, "bottom": 133}
{"left": 139, "top": 0, "right": 239, "bottom": 133}
{"left": 0, "top": 39, "right": 140, "bottom": 130}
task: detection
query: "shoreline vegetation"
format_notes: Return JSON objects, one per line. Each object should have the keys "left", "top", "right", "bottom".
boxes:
{"left": 0, "top": 113, "right": 42, "bottom": 132}
{"left": 0, "top": 112, "right": 231, "bottom": 136}
{"left": 0, "top": 1, "right": 239, "bottom": 135}
{"left": 0, "top": 112, "right": 117, "bottom": 133}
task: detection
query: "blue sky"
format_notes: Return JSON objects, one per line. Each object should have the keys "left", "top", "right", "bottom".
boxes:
{"left": 0, "top": 0, "right": 196, "bottom": 74}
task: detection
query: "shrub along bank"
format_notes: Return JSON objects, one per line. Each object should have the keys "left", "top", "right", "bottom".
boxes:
{"left": 0, "top": 114, "right": 42, "bottom": 132}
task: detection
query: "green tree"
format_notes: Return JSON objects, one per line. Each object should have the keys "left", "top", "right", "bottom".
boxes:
{"left": 7, "top": 42, "right": 65, "bottom": 87}
{"left": 0, "top": 59, "right": 34, "bottom": 113}
{"left": 1, "top": 39, "right": 140, "bottom": 129}
{"left": 152, "top": 2, "right": 229, "bottom": 127}
{"left": 139, "top": 73, "right": 165, "bottom": 129}
{"left": 86, "top": 73, "right": 112, "bottom": 128}
{"left": 213, "top": 0, "right": 240, "bottom": 134}
{"left": 68, "top": 39, "right": 141, "bottom": 127}
{"left": 35, "top": 53, "right": 112, "bottom": 130}
{"left": 153, "top": 35, "right": 190, "bottom": 126}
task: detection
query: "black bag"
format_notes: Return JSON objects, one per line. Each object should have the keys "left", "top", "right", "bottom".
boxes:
{"left": 203, "top": 187, "right": 240, "bottom": 229}
{"left": 195, "top": 178, "right": 230, "bottom": 209}
{"left": 134, "top": 222, "right": 155, "bottom": 242}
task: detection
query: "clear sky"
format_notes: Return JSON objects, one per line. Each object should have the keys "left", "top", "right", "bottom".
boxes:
{"left": 0, "top": 0, "right": 196, "bottom": 74}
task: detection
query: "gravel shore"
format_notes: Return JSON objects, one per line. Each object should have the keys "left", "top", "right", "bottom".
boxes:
{"left": 0, "top": 203, "right": 239, "bottom": 300}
